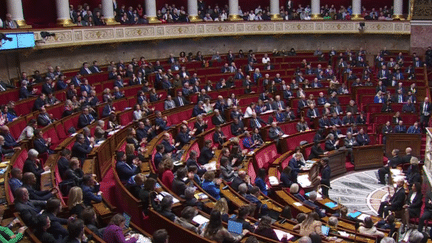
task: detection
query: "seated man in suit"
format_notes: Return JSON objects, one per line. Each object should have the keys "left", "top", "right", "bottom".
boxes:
{"left": 245, "top": 186, "right": 268, "bottom": 216}
{"left": 37, "top": 106, "right": 53, "bottom": 127}
{"left": 155, "top": 111, "right": 171, "bottom": 131}
{"left": 378, "top": 149, "right": 402, "bottom": 184}
{"left": 102, "top": 99, "right": 115, "bottom": 118}
{"left": 342, "top": 112, "right": 355, "bottom": 125}
{"left": 289, "top": 152, "right": 305, "bottom": 182}
{"left": 213, "top": 125, "right": 227, "bottom": 147}
{"left": 230, "top": 117, "right": 245, "bottom": 136}
{"left": 407, "top": 122, "right": 422, "bottom": 134}
{"left": 319, "top": 114, "right": 331, "bottom": 129}
{"left": 33, "top": 93, "right": 47, "bottom": 111}
{"left": 303, "top": 191, "right": 326, "bottom": 218}
{"left": 306, "top": 104, "right": 320, "bottom": 119}
{"left": 22, "top": 172, "right": 55, "bottom": 201}
{"left": 79, "top": 62, "right": 93, "bottom": 75}
{"left": 394, "top": 120, "right": 407, "bottom": 133}
{"left": 283, "top": 106, "right": 296, "bottom": 121}
{"left": 174, "top": 91, "right": 190, "bottom": 107}
{"left": 153, "top": 144, "right": 165, "bottom": 171}
{"left": 198, "top": 140, "right": 215, "bottom": 165}
{"left": 402, "top": 99, "right": 416, "bottom": 113}
{"left": 317, "top": 92, "right": 327, "bottom": 106}
{"left": 116, "top": 152, "right": 141, "bottom": 183}
{"left": 212, "top": 109, "right": 225, "bottom": 126}
{"left": 192, "top": 101, "right": 206, "bottom": 117}
{"left": 90, "top": 60, "right": 102, "bottom": 73}
{"left": 378, "top": 179, "right": 406, "bottom": 217}
{"left": 249, "top": 113, "right": 266, "bottom": 130}
{"left": 161, "top": 133, "right": 177, "bottom": 154}
{"left": 330, "top": 112, "right": 343, "bottom": 126}
{"left": 324, "top": 133, "right": 339, "bottom": 151}
{"left": 81, "top": 174, "right": 102, "bottom": 206}
{"left": 72, "top": 134, "right": 93, "bottom": 164}
{"left": 269, "top": 122, "right": 285, "bottom": 142}
{"left": 176, "top": 125, "right": 192, "bottom": 149}
{"left": 33, "top": 129, "right": 53, "bottom": 155}
{"left": 272, "top": 95, "right": 286, "bottom": 111}
{"left": 0, "top": 126, "right": 19, "bottom": 149}
{"left": 186, "top": 150, "right": 206, "bottom": 176}
{"left": 113, "top": 75, "right": 125, "bottom": 88}
{"left": 356, "top": 128, "right": 370, "bottom": 146}
{"left": 14, "top": 187, "right": 46, "bottom": 228}
{"left": 78, "top": 107, "right": 95, "bottom": 128}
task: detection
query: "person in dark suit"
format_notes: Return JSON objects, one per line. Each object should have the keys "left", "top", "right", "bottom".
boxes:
{"left": 14, "top": 187, "right": 46, "bottom": 228}
{"left": 418, "top": 191, "right": 432, "bottom": 232}
{"left": 245, "top": 186, "right": 268, "bottom": 216}
{"left": 198, "top": 140, "right": 214, "bottom": 165}
{"left": 378, "top": 179, "right": 406, "bottom": 218}
{"left": 155, "top": 111, "right": 171, "bottom": 131}
{"left": 378, "top": 149, "right": 402, "bottom": 184}
{"left": 192, "top": 101, "right": 206, "bottom": 117}
{"left": 306, "top": 104, "right": 320, "bottom": 119}
{"left": 308, "top": 141, "right": 325, "bottom": 160}
{"left": 71, "top": 134, "right": 93, "bottom": 164}
{"left": 211, "top": 125, "right": 226, "bottom": 148}
{"left": 42, "top": 77, "right": 55, "bottom": 95}
{"left": 23, "top": 149, "right": 49, "bottom": 189}
{"left": 303, "top": 191, "right": 326, "bottom": 218}
{"left": 33, "top": 129, "right": 53, "bottom": 154}
{"left": 402, "top": 182, "right": 423, "bottom": 228}
{"left": 320, "top": 158, "right": 331, "bottom": 198}
{"left": 43, "top": 198, "right": 69, "bottom": 241}
{"left": 212, "top": 109, "right": 225, "bottom": 126}
{"left": 186, "top": 150, "right": 206, "bottom": 176}
{"left": 79, "top": 62, "right": 93, "bottom": 75}
{"left": 22, "top": 172, "right": 54, "bottom": 201}
{"left": 356, "top": 128, "right": 370, "bottom": 146}
{"left": 153, "top": 144, "right": 164, "bottom": 171}
{"left": 81, "top": 174, "right": 102, "bottom": 206}
{"left": 172, "top": 167, "right": 192, "bottom": 197}
{"left": 342, "top": 112, "right": 355, "bottom": 125}
{"left": 288, "top": 153, "right": 305, "bottom": 182}
{"left": 116, "top": 152, "right": 141, "bottom": 183}
{"left": 319, "top": 115, "right": 331, "bottom": 129}
{"left": 58, "top": 149, "right": 71, "bottom": 179}
{"left": 230, "top": 118, "right": 245, "bottom": 136}
{"left": 0, "top": 126, "right": 19, "bottom": 149}
{"left": 280, "top": 166, "right": 293, "bottom": 188}
{"left": 394, "top": 120, "right": 407, "bottom": 133}
{"left": 269, "top": 122, "right": 284, "bottom": 142}
{"left": 102, "top": 99, "right": 115, "bottom": 118}
{"left": 37, "top": 106, "right": 53, "bottom": 126}
{"left": 90, "top": 60, "right": 102, "bottom": 73}
{"left": 324, "top": 134, "right": 339, "bottom": 151}
{"left": 174, "top": 91, "right": 189, "bottom": 107}
{"left": 176, "top": 125, "right": 192, "bottom": 148}
{"left": 420, "top": 97, "right": 431, "bottom": 131}
{"left": 249, "top": 113, "right": 266, "bottom": 130}
{"left": 78, "top": 107, "right": 95, "bottom": 128}
{"left": 62, "top": 217, "right": 86, "bottom": 243}
{"left": 33, "top": 93, "right": 47, "bottom": 111}
{"left": 194, "top": 114, "right": 208, "bottom": 135}
{"left": 161, "top": 133, "right": 176, "bottom": 154}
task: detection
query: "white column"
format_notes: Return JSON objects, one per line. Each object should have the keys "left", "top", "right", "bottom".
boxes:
{"left": 6, "top": 0, "right": 29, "bottom": 27}
{"left": 311, "top": 0, "right": 321, "bottom": 19}
{"left": 270, "top": 0, "right": 281, "bottom": 20}
{"left": 102, "top": 0, "right": 118, "bottom": 25}
{"left": 351, "top": 0, "right": 362, "bottom": 20}
{"left": 56, "top": 0, "right": 74, "bottom": 26}
{"left": 188, "top": 0, "right": 200, "bottom": 21}
{"left": 145, "top": 0, "right": 160, "bottom": 23}
{"left": 228, "top": 0, "right": 241, "bottom": 21}
{"left": 393, "top": 0, "right": 403, "bottom": 19}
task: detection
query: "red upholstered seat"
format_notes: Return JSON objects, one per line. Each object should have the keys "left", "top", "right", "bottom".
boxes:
{"left": 14, "top": 149, "right": 28, "bottom": 170}
{"left": 55, "top": 123, "right": 68, "bottom": 140}
{"left": 44, "top": 126, "right": 60, "bottom": 149}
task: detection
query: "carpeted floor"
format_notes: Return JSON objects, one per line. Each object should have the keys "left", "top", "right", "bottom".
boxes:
{"left": 329, "top": 169, "right": 394, "bottom": 215}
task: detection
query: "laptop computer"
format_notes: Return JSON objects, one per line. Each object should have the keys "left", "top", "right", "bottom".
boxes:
{"left": 227, "top": 220, "right": 243, "bottom": 236}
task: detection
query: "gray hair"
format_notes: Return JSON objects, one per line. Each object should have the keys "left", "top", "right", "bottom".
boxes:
{"left": 290, "top": 183, "right": 299, "bottom": 194}
{"left": 308, "top": 191, "right": 317, "bottom": 201}
{"left": 380, "top": 237, "right": 396, "bottom": 243}
{"left": 28, "top": 149, "right": 39, "bottom": 158}
{"left": 298, "top": 236, "right": 312, "bottom": 243}
{"left": 184, "top": 187, "right": 196, "bottom": 199}
{"left": 408, "top": 230, "right": 424, "bottom": 243}
{"left": 328, "top": 216, "right": 338, "bottom": 227}
{"left": 238, "top": 183, "right": 248, "bottom": 194}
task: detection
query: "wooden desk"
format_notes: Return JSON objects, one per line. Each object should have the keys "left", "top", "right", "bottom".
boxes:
{"left": 321, "top": 149, "right": 346, "bottom": 177}
{"left": 385, "top": 133, "right": 422, "bottom": 158}
{"left": 353, "top": 144, "right": 384, "bottom": 170}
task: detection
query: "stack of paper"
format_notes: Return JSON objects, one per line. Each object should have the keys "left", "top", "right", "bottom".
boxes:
{"left": 268, "top": 176, "right": 279, "bottom": 186}
{"left": 192, "top": 215, "right": 209, "bottom": 225}
{"left": 202, "top": 161, "right": 217, "bottom": 171}
{"left": 273, "top": 229, "right": 293, "bottom": 240}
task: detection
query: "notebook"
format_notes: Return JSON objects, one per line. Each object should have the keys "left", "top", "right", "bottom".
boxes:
{"left": 192, "top": 215, "right": 209, "bottom": 225}
{"left": 321, "top": 225, "right": 330, "bottom": 236}
{"left": 347, "top": 211, "right": 361, "bottom": 218}
{"left": 227, "top": 220, "right": 243, "bottom": 236}
{"left": 273, "top": 229, "right": 294, "bottom": 241}
{"left": 123, "top": 213, "right": 131, "bottom": 228}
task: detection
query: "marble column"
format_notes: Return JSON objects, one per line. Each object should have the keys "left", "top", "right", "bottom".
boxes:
{"left": 145, "top": 0, "right": 160, "bottom": 23}
{"left": 188, "top": 0, "right": 201, "bottom": 22}
{"left": 351, "top": 0, "right": 362, "bottom": 20}
{"left": 102, "top": 0, "right": 119, "bottom": 25}
{"left": 6, "top": 0, "right": 30, "bottom": 28}
{"left": 311, "top": 0, "right": 321, "bottom": 19}
{"left": 228, "top": 0, "right": 241, "bottom": 21}
{"left": 56, "top": 0, "right": 75, "bottom": 26}
{"left": 270, "top": 0, "right": 282, "bottom": 20}
{"left": 393, "top": 0, "right": 404, "bottom": 20}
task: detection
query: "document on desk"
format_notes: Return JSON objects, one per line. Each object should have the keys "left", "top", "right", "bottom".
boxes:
{"left": 274, "top": 229, "right": 293, "bottom": 240}
{"left": 202, "top": 161, "right": 217, "bottom": 171}
{"left": 193, "top": 215, "right": 209, "bottom": 225}
{"left": 293, "top": 202, "right": 303, "bottom": 207}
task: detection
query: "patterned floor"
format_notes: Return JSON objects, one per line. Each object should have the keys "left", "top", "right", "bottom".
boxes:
{"left": 329, "top": 169, "right": 394, "bottom": 215}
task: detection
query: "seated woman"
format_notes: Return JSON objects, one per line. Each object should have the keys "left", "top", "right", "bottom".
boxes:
{"left": 255, "top": 168, "right": 268, "bottom": 196}
{"left": 34, "top": 215, "right": 56, "bottom": 243}
{"left": 254, "top": 216, "right": 287, "bottom": 242}
{"left": 201, "top": 171, "right": 221, "bottom": 200}
{"left": 220, "top": 156, "right": 236, "bottom": 183}
{"left": 374, "top": 91, "right": 384, "bottom": 103}
{"left": 212, "top": 198, "right": 229, "bottom": 222}
{"left": 107, "top": 113, "right": 120, "bottom": 130}
{"left": 103, "top": 214, "right": 139, "bottom": 243}
{"left": 296, "top": 116, "right": 309, "bottom": 132}
{"left": 175, "top": 206, "right": 201, "bottom": 234}
{"left": 157, "top": 195, "right": 177, "bottom": 222}
{"left": 138, "top": 177, "right": 158, "bottom": 215}
{"left": 328, "top": 216, "right": 339, "bottom": 235}
{"left": 68, "top": 186, "right": 86, "bottom": 218}
{"left": 252, "top": 127, "right": 264, "bottom": 147}
{"left": 290, "top": 183, "right": 306, "bottom": 201}
{"left": 293, "top": 212, "right": 325, "bottom": 238}
{"left": 160, "top": 159, "right": 175, "bottom": 190}
{"left": 81, "top": 207, "right": 103, "bottom": 238}
{"left": 402, "top": 182, "right": 423, "bottom": 229}
{"left": 202, "top": 210, "right": 247, "bottom": 243}
{"left": 280, "top": 166, "right": 294, "bottom": 188}
{"left": 358, "top": 216, "right": 385, "bottom": 238}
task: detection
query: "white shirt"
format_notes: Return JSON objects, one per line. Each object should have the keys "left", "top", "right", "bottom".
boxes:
{"left": 262, "top": 57, "right": 270, "bottom": 64}
{"left": 244, "top": 107, "right": 254, "bottom": 118}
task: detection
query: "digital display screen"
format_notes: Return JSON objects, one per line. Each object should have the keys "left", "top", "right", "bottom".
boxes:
{"left": 0, "top": 32, "right": 35, "bottom": 51}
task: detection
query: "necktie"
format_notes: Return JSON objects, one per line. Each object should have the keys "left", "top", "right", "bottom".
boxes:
{"left": 179, "top": 98, "right": 184, "bottom": 106}
{"left": 424, "top": 103, "right": 427, "bottom": 113}
{"left": 313, "top": 109, "right": 316, "bottom": 117}
{"left": 0, "top": 85, "right": 5, "bottom": 91}
{"left": 218, "top": 116, "right": 223, "bottom": 122}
